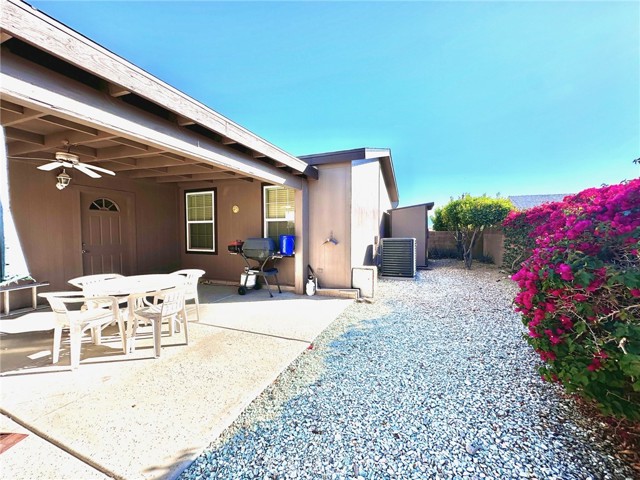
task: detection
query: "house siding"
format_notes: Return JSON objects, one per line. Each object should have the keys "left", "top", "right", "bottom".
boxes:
{"left": 390, "top": 205, "right": 429, "bottom": 267}
{"left": 351, "top": 159, "right": 385, "bottom": 268}
{"left": 178, "top": 180, "right": 295, "bottom": 286}
{"left": 308, "top": 163, "right": 351, "bottom": 289}
{"left": 4, "top": 159, "right": 180, "bottom": 310}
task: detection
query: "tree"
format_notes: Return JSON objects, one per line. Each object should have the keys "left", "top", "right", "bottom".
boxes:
{"left": 431, "top": 206, "right": 447, "bottom": 232}
{"left": 433, "top": 195, "right": 513, "bottom": 268}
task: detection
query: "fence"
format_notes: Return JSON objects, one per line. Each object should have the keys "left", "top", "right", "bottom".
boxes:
{"left": 428, "top": 228, "right": 505, "bottom": 266}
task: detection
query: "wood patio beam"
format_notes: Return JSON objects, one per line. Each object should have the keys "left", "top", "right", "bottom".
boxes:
{"left": 176, "top": 115, "right": 195, "bottom": 127}
{"left": 92, "top": 159, "right": 138, "bottom": 171}
{"left": 107, "top": 83, "right": 130, "bottom": 98}
{"left": 156, "top": 172, "right": 236, "bottom": 183}
{"left": 111, "top": 137, "right": 149, "bottom": 151}
{"left": 0, "top": 106, "right": 44, "bottom": 126}
{"left": 1, "top": 99, "right": 23, "bottom": 114}
{"left": 39, "top": 115, "right": 98, "bottom": 135}
{"left": 5, "top": 129, "right": 117, "bottom": 156}
{"left": 133, "top": 157, "right": 193, "bottom": 169}
{"left": 4, "top": 126, "right": 44, "bottom": 145}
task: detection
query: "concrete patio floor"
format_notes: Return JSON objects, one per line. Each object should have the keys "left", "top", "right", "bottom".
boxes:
{"left": 0, "top": 285, "right": 351, "bottom": 479}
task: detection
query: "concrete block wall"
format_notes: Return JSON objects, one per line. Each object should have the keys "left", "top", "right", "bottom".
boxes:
{"left": 428, "top": 230, "right": 504, "bottom": 266}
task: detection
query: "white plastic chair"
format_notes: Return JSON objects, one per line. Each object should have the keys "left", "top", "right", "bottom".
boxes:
{"left": 39, "top": 292, "right": 127, "bottom": 369}
{"left": 129, "top": 287, "right": 188, "bottom": 358}
{"left": 171, "top": 269, "right": 205, "bottom": 322}
{"left": 68, "top": 273, "right": 127, "bottom": 342}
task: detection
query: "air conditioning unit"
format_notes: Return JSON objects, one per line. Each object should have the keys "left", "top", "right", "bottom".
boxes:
{"left": 381, "top": 238, "right": 416, "bottom": 278}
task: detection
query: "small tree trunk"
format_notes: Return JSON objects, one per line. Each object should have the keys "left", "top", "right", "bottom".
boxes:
{"left": 464, "top": 228, "right": 479, "bottom": 269}
{"left": 455, "top": 230, "right": 464, "bottom": 260}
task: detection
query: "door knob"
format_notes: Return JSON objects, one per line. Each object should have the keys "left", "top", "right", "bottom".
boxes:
{"left": 82, "top": 249, "right": 89, "bottom": 254}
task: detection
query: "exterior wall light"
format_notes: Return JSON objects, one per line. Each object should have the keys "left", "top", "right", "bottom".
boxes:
{"left": 56, "top": 169, "right": 71, "bottom": 190}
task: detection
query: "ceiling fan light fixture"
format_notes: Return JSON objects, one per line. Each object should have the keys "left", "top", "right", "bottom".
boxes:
{"left": 56, "top": 169, "right": 71, "bottom": 190}
{"left": 55, "top": 151, "right": 79, "bottom": 163}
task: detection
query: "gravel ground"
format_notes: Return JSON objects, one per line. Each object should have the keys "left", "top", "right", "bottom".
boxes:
{"left": 182, "top": 260, "right": 636, "bottom": 480}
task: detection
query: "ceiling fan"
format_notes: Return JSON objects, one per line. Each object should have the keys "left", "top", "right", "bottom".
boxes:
{"left": 10, "top": 151, "right": 115, "bottom": 178}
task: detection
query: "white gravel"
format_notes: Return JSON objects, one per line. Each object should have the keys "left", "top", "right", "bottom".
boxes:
{"left": 181, "top": 259, "right": 636, "bottom": 480}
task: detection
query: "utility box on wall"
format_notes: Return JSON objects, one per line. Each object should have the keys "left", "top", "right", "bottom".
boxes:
{"left": 352, "top": 266, "right": 377, "bottom": 298}
{"left": 389, "top": 202, "right": 434, "bottom": 268}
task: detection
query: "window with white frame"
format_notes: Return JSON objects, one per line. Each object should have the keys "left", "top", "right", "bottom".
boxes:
{"left": 263, "top": 185, "right": 295, "bottom": 244}
{"left": 185, "top": 189, "right": 216, "bottom": 253}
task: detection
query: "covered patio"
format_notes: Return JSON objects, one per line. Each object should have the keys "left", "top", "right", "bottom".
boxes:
{"left": 1, "top": 0, "right": 317, "bottom": 308}
{"left": 0, "top": 283, "right": 351, "bottom": 479}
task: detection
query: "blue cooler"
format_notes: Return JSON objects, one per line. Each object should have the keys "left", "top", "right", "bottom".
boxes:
{"left": 279, "top": 235, "right": 295, "bottom": 256}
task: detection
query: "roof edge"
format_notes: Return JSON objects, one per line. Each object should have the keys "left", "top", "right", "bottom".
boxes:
{"left": 392, "top": 202, "right": 434, "bottom": 212}
{"left": 299, "top": 147, "right": 398, "bottom": 204}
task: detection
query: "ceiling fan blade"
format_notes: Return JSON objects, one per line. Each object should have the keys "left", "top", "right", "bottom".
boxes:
{"left": 75, "top": 164, "right": 101, "bottom": 178}
{"left": 37, "top": 162, "right": 64, "bottom": 171}
{"left": 77, "top": 162, "right": 115, "bottom": 176}
{"left": 9, "top": 154, "right": 56, "bottom": 162}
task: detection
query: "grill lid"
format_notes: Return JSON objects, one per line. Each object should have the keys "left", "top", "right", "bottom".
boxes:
{"left": 242, "top": 237, "right": 276, "bottom": 260}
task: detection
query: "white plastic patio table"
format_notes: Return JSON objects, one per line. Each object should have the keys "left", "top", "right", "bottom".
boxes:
{"left": 93, "top": 274, "right": 185, "bottom": 297}
{"left": 91, "top": 274, "right": 186, "bottom": 353}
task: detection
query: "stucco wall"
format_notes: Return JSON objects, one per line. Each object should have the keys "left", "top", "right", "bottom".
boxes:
{"left": 351, "top": 160, "right": 383, "bottom": 268}
{"left": 5, "top": 159, "right": 180, "bottom": 309}
{"left": 179, "top": 180, "right": 295, "bottom": 286}
{"left": 428, "top": 231, "right": 483, "bottom": 259}
{"left": 428, "top": 230, "right": 505, "bottom": 265}
{"left": 390, "top": 205, "right": 428, "bottom": 266}
{"left": 483, "top": 228, "right": 505, "bottom": 267}
{"left": 306, "top": 159, "right": 392, "bottom": 289}
{"left": 308, "top": 163, "right": 351, "bottom": 289}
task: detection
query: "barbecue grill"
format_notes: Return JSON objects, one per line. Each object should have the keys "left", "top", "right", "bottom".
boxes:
{"left": 227, "top": 238, "right": 282, "bottom": 297}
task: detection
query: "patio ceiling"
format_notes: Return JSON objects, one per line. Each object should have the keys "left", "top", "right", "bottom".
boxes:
{"left": 2, "top": 100, "right": 265, "bottom": 186}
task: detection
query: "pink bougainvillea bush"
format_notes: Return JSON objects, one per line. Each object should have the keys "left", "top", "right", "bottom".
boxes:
{"left": 507, "top": 179, "right": 640, "bottom": 420}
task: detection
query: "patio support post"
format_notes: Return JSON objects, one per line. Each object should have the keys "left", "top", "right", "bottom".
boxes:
{"left": 294, "top": 181, "right": 309, "bottom": 295}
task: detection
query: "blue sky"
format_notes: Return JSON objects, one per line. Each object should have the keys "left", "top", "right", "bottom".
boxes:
{"left": 30, "top": 1, "right": 639, "bottom": 211}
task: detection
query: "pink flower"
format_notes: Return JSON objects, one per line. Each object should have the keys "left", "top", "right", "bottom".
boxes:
{"left": 631, "top": 288, "right": 640, "bottom": 298}
{"left": 556, "top": 264, "right": 574, "bottom": 281}
{"left": 559, "top": 315, "right": 574, "bottom": 330}
{"left": 587, "top": 358, "right": 602, "bottom": 372}
{"left": 544, "top": 329, "right": 563, "bottom": 345}
{"left": 587, "top": 351, "right": 608, "bottom": 371}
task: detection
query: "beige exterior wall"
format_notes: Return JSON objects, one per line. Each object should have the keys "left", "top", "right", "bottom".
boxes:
{"left": 378, "top": 168, "right": 393, "bottom": 243}
{"left": 428, "top": 231, "right": 485, "bottom": 260}
{"left": 178, "top": 180, "right": 295, "bottom": 287}
{"left": 306, "top": 158, "right": 392, "bottom": 289}
{"left": 390, "top": 205, "right": 429, "bottom": 266}
{"left": 308, "top": 163, "right": 351, "bottom": 289}
{"left": 4, "top": 167, "right": 297, "bottom": 313}
{"left": 4, "top": 159, "right": 180, "bottom": 310}
{"left": 483, "top": 228, "right": 505, "bottom": 267}
{"left": 429, "top": 227, "right": 504, "bottom": 266}
{"left": 351, "top": 160, "right": 383, "bottom": 268}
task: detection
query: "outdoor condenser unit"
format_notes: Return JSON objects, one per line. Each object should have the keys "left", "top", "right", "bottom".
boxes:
{"left": 381, "top": 238, "right": 416, "bottom": 278}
